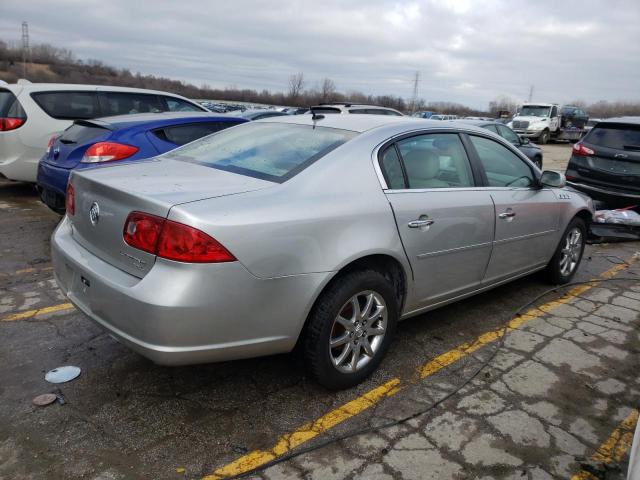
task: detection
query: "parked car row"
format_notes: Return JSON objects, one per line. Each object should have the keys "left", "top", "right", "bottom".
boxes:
{"left": 0, "top": 81, "right": 207, "bottom": 183}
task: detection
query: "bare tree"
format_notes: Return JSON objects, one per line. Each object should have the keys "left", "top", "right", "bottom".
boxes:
{"left": 320, "top": 77, "right": 337, "bottom": 102}
{"left": 287, "top": 72, "right": 305, "bottom": 101}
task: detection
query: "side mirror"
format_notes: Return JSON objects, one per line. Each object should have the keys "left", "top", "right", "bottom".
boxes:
{"left": 540, "top": 170, "right": 566, "bottom": 188}
{"left": 520, "top": 136, "right": 530, "bottom": 145}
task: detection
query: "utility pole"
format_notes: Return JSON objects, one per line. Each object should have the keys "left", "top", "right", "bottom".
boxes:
{"left": 409, "top": 71, "right": 420, "bottom": 113}
{"left": 527, "top": 84, "right": 534, "bottom": 102}
{"left": 21, "top": 21, "right": 30, "bottom": 79}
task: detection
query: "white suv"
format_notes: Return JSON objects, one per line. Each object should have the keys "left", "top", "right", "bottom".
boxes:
{"left": 309, "top": 103, "right": 404, "bottom": 116}
{"left": 0, "top": 81, "right": 207, "bottom": 182}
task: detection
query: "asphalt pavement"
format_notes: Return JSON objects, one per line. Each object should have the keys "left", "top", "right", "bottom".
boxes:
{"left": 1, "top": 143, "right": 638, "bottom": 480}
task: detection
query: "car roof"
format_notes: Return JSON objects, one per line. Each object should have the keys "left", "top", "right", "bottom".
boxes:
{"left": 457, "top": 119, "right": 498, "bottom": 127}
{"left": 83, "top": 112, "right": 245, "bottom": 130}
{"left": 598, "top": 116, "right": 640, "bottom": 125}
{"left": 252, "top": 113, "right": 492, "bottom": 135}
{"left": 3, "top": 82, "right": 196, "bottom": 99}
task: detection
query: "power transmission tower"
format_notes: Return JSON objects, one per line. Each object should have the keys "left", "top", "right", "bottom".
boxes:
{"left": 527, "top": 85, "right": 534, "bottom": 102}
{"left": 21, "top": 21, "right": 30, "bottom": 79}
{"left": 410, "top": 71, "right": 420, "bottom": 113}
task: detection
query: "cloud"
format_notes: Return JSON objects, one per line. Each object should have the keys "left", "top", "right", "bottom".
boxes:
{"left": 1, "top": 0, "right": 639, "bottom": 109}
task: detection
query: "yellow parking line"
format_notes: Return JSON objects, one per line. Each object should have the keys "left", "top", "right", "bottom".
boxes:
{"left": 1, "top": 302, "right": 74, "bottom": 322}
{"left": 569, "top": 409, "right": 639, "bottom": 480}
{"left": 203, "top": 261, "right": 633, "bottom": 479}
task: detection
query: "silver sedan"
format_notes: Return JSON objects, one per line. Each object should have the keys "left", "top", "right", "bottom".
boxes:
{"left": 52, "top": 115, "right": 593, "bottom": 389}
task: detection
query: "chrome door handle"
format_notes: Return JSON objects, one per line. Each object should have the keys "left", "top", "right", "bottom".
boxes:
{"left": 408, "top": 219, "right": 435, "bottom": 228}
{"left": 498, "top": 211, "right": 516, "bottom": 219}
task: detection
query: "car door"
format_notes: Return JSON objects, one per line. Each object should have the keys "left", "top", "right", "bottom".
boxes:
{"left": 380, "top": 132, "right": 495, "bottom": 310}
{"left": 466, "top": 134, "right": 560, "bottom": 283}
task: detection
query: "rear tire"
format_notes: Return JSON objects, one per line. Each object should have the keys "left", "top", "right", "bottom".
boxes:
{"left": 545, "top": 217, "right": 586, "bottom": 284}
{"left": 304, "top": 269, "right": 398, "bottom": 390}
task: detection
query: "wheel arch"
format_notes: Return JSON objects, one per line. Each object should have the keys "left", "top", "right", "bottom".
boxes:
{"left": 293, "top": 253, "right": 410, "bottom": 349}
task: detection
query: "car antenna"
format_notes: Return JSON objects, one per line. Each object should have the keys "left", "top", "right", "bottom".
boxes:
{"left": 311, "top": 108, "right": 324, "bottom": 128}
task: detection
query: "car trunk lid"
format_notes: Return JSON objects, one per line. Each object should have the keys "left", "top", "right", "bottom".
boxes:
{"left": 69, "top": 158, "right": 273, "bottom": 278}
{"left": 43, "top": 120, "right": 113, "bottom": 169}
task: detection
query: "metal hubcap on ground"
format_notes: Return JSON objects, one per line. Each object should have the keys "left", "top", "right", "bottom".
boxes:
{"left": 329, "top": 290, "right": 387, "bottom": 373}
{"left": 560, "top": 227, "right": 582, "bottom": 276}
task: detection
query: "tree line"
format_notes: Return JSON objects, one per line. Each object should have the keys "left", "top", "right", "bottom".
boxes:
{"left": 2, "top": 39, "right": 639, "bottom": 117}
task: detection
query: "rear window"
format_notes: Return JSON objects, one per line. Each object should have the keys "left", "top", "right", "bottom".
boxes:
{"left": 0, "top": 89, "right": 26, "bottom": 118}
{"left": 164, "top": 122, "right": 357, "bottom": 182}
{"left": 59, "top": 122, "right": 109, "bottom": 144}
{"left": 586, "top": 123, "right": 640, "bottom": 150}
{"left": 154, "top": 121, "right": 243, "bottom": 146}
{"left": 31, "top": 91, "right": 99, "bottom": 119}
{"left": 311, "top": 107, "right": 341, "bottom": 114}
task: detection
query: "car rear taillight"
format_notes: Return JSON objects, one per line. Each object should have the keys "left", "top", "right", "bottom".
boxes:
{"left": 572, "top": 143, "right": 595, "bottom": 156}
{"left": 46, "top": 135, "right": 57, "bottom": 155}
{"left": 123, "top": 212, "right": 164, "bottom": 254}
{"left": 0, "top": 117, "right": 25, "bottom": 131}
{"left": 123, "top": 212, "right": 236, "bottom": 263}
{"left": 81, "top": 142, "right": 139, "bottom": 163}
{"left": 65, "top": 184, "right": 75, "bottom": 216}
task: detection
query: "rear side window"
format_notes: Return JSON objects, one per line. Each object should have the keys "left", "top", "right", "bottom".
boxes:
{"left": 380, "top": 147, "right": 406, "bottom": 189}
{"left": 497, "top": 125, "right": 520, "bottom": 145}
{"left": 469, "top": 135, "right": 533, "bottom": 188}
{"left": 0, "top": 89, "right": 26, "bottom": 118}
{"left": 101, "top": 92, "right": 165, "bottom": 115}
{"left": 586, "top": 123, "right": 640, "bottom": 150}
{"left": 165, "top": 122, "right": 357, "bottom": 182}
{"left": 164, "top": 97, "right": 204, "bottom": 112}
{"left": 395, "top": 133, "right": 474, "bottom": 189}
{"left": 154, "top": 121, "right": 242, "bottom": 146}
{"left": 31, "top": 91, "right": 99, "bottom": 119}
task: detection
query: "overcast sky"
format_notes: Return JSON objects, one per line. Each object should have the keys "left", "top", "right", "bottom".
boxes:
{"left": 1, "top": 0, "right": 639, "bottom": 109}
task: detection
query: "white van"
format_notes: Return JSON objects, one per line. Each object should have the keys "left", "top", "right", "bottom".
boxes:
{"left": 0, "top": 81, "right": 206, "bottom": 182}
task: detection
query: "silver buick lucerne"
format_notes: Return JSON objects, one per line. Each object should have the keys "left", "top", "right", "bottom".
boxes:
{"left": 52, "top": 115, "right": 592, "bottom": 389}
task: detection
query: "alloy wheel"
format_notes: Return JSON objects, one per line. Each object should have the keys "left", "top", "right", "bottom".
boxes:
{"left": 329, "top": 290, "right": 387, "bottom": 373}
{"left": 559, "top": 227, "right": 582, "bottom": 276}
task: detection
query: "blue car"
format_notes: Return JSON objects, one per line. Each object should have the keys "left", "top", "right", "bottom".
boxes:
{"left": 37, "top": 112, "right": 247, "bottom": 213}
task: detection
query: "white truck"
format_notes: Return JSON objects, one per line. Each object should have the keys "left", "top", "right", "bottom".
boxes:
{"left": 508, "top": 103, "right": 588, "bottom": 144}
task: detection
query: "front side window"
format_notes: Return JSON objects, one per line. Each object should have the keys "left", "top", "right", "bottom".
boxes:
{"left": 31, "top": 91, "right": 99, "bottom": 119}
{"left": 469, "top": 135, "right": 534, "bottom": 188}
{"left": 164, "top": 122, "right": 357, "bottom": 182}
{"left": 395, "top": 133, "right": 474, "bottom": 189}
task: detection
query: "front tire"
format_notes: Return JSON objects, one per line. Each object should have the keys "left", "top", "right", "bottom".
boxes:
{"left": 539, "top": 129, "right": 550, "bottom": 144}
{"left": 546, "top": 217, "right": 586, "bottom": 284}
{"left": 304, "top": 269, "right": 398, "bottom": 390}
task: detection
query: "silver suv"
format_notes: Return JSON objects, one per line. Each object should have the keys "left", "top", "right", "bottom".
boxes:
{"left": 310, "top": 103, "right": 404, "bottom": 116}
{"left": 0, "top": 81, "right": 206, "bottom": 182}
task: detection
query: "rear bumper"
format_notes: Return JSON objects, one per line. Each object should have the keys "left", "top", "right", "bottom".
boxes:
{"left": 566, "top": 180, "right": 640, "bottom": 207}
{"left": 37, "top": 160, "right": 70, "bottom": 211}
{"left": 51, "top": 216, "right": 329, "bottom": 366}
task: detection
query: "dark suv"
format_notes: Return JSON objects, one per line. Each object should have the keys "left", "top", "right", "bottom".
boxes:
{"left": 566, "top": 117, "right": 640, "bottom": 207}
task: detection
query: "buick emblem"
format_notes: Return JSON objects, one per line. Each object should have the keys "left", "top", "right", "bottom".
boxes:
{"left": 89, "top": 202, "right": 100, "bottom": 226}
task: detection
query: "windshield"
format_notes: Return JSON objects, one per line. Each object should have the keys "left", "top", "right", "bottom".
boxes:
{"left": 164, "top": 122, "right": 357, "bottom": 182}
{"left": 518, "top": 106, "right": 551, "bottom": 117}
